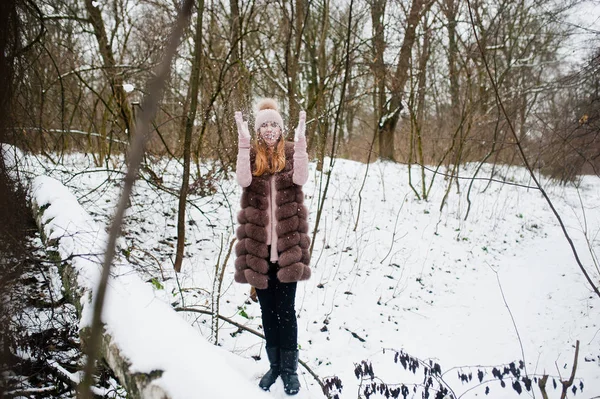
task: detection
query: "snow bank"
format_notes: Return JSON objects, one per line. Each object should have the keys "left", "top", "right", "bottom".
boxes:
{"left": 30, "top": 175, "right": 270, "bottom": 399}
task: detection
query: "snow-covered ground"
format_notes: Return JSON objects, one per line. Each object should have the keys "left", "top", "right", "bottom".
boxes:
{"left": 8, "top": 145, "right": 600, "bottom": 399}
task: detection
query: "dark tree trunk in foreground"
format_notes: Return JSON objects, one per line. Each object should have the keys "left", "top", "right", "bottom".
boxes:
{"left": 174, "top": 0, "right": 205, "bottom": 273}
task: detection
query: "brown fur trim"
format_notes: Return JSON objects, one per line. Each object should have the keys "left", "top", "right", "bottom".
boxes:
{"left": 300, "top": 264, "right": 311, "bottom": 280}
{"left": 235, "top": 240, "right": 248, "bottom": 257}
{"left": 244, "top": 238, "right": 269, "bottom": 258}
{"left": 301, "top": 248, "right": 311, "bottom": 265}
{"left": 247, "top": 177, "right": 268, "bottom": 195}
{"left": 299, "top": 233, "right": 310, "bottom": 249}
{"left": 277, "top": 262, "right": 305, "bottom": 283}
{"left": 276, "top": 202, "right": 299, "bottom": 220}
{"left": 276, "top": 216, "right": 299, "bottom": 236}
{"left": 277, "top": 232, "right": 300, "bottom": 252}
{"left": 275, "top": 171, "right": 294, "bottom": 189}
{"left": 234, "top": 256, "right": 247, "bottom": 271}
{"left": 235, "top": 225, "right": 247, "bottom": 240}
{"left": 234, "top": 269, "right": 248, "bottom": 284}
{"left": 245, "top": 223, "right": 267, "bottom": 243}
{"left": 237, "top": 210, "right": 247, "bottom": 224}
{"left": 244, "top": 269, "right": 268, "bottom": 289}
{"left": 298, "top": 204, "right": 307, "bottom": 219}
{"left": 295, "top": 191, "right": 305, "bottom": 204}
{"left": 298, "top": 219, "right": 308, "bottom": 234}
{"left": 276, "top": 188, "right": 297, "bottom": 206}
{"left": 246, "top": 193, "right": 269, "bottom": 210}
{"left": 278, "top": 245, "right": 302, "bottom": 267}
{"left": 244, "top": 207, "right": 269, "bottom": 227}
{"left": 246, "top": 254, "right": 269, "bottom": 274}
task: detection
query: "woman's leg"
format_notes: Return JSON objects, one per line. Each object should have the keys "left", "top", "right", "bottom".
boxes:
{"left": 256, "top": 264, "right": 280, "bottom": 348}
{"left": 255, "top": 260, "right": 281, "bottom": 390}
{"left": 274, "top": 279, "right": 300, "bottom": 394}
{"left": 274, "top": 280, "right": 298, "bottom": 351}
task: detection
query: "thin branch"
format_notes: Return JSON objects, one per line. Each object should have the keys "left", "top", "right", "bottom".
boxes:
{"left": 488, "top": 263, "right": 533, "bottom": 398}
{"left": 175, "top": 306, "right": 330, "bottom": 397}
{"left": 380, "top": 193, "right": 408, "bottom": 264}
{"left": 466, "top": 0, "right": 600, "bottom": 299}
{"left": 78, "top": 1, "right": 194, "bottom": 397}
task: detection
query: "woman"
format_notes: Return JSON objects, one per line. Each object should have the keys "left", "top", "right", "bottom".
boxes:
{"left": 234, "top": 98, "right": 311, "bottom": 395}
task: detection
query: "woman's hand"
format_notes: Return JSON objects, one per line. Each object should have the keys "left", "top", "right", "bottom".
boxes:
{"left": 294, "top": 111, "right": 306, "bottom": 142}
{"left": 235, "top": 111, "right": 251, "bottom": 147}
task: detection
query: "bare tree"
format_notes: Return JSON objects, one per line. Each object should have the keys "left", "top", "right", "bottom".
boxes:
{"left": 174, "top": 0, "right": 205, "bottom": 273}
{"left": 84, "top": 0, "right": 135, "bottom": 141}
{"left": 370, "top": 0, "right": 431, "bottom": 161}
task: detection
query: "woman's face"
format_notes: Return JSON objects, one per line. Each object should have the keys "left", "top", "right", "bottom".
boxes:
{"left": 259, "top": 121, "right": 282, "bottom": 147}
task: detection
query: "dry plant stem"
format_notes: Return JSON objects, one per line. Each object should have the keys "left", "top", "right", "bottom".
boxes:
{"left": 310, "top": 0, "right": 354, "bottom": 256}
{"left": 560, "top": 340, "right": 579, "bottom": 399}
{"left": 211, "top": 235, "right": 235, "bottom": 345}
{"left": 466, "top": 0, "right": 600, "bottom": 299}
{"left": 464, "top": 117, "right": 501, "bottom": 220}
{"left": 78, "top": 1, "right": 194, "bottom": 397}
{"left": 380, "top": 194, "right": 408, "bottom": 264}
{"left": 174, "top": 306, "right": 330, "bottom": 397}
{"left": 130, "top": 245, "right": 165, "bottom": 280}
{"left": 491, "top": 266, "right": 532, "bottom": 397}
{"left": 211, "top": 234, "right": 224, "bottom": 344}
{"left": 439, "top": 114, "right": 467, "bottom": 212}
{"left": 353, "top": 124, "right": 379, "bottom": 232}
{"left": 538, "top": 375, "right": 549, "bottom": 399}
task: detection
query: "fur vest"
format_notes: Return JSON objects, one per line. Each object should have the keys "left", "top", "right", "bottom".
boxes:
{"left": 234, "top": 142, "right": 311, "bottom": 289}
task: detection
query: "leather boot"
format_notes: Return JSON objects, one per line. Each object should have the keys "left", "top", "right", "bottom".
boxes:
{"left": 280, "top": 349, "right": 300, "bottom": 395}
{"left": 258, "top": 347, "right": 280, "bottom": 391}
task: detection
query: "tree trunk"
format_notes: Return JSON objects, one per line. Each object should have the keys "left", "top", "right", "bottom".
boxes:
{"left": 372, "top": 0, "right": 429, "bottom": 161}
{"left": 283, "top": 0, "right": 307, "bottom": 126}
{"left": 444, "top": 0, "right": 460, "bottom": 117}
{"left": 229, "top": 0, "right": 248, "bottom": 112}
{"left": 370, "top": 0, "right": 387, "bottom": 159}
{"left": 306, "top": 0, "right": 329, "bottom": 170}
{"left": 84, "top": 0, "right": 134, "bottom": 141}
{"left": 174, "top": 0, "right": 205, "bottom": 273}
{"left": 415, "top": 17, "right": 431, "bottom": 199}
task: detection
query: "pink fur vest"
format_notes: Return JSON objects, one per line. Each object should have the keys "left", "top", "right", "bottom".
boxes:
{"left": 234, "top": 142, "right": 311, "bottom": 289}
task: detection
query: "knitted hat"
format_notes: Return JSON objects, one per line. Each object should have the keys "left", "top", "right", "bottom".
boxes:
{"left": 254, "top": 98, "right": 284, "bottom": 133}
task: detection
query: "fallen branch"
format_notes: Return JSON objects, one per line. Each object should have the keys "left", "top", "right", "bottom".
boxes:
{"left": 175, "top": 306, "right": 330, "bottom": 397}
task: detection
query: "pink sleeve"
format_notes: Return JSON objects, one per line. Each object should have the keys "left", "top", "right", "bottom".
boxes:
{"left": 236, "top": 142, "right": 252, "bottom": 187}
{"left": 293, "top": 136, "right": 308, "bottom": 185}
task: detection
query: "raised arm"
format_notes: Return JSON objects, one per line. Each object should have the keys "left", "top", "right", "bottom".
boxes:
{"left": 235, "top": 111, "right": 252, "bottom": 187}
{"left": 293, "top": 111, "right": 308, "bottom": 186}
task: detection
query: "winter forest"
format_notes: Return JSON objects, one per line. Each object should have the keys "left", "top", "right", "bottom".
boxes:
{"left": 0, "top": 0, "right": 599, "bottom": 397}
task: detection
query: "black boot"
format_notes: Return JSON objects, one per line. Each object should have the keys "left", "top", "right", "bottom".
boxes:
{"left": 280, "top": 349, "right": 300, "bottom": 395}
{"left": 259, "top": 347, "right": 280, "bottom": 391}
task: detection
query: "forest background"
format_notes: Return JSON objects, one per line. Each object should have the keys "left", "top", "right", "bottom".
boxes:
{"left": 0, "top": 0, "right": 599, "bottom": 397}
{"left": 6, "top": 0, "right": 600, "bottom": 181}
{"left": 5, "top": 0, "right": 600, "bottom": 271}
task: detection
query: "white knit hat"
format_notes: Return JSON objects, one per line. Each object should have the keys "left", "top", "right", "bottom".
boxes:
{"left": 254, "top": 98, "right": 284, "bottom": 133}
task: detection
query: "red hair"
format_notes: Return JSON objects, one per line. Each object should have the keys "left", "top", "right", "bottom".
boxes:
{"left": 253, "top": 137, "right": 286, "bottom": 176}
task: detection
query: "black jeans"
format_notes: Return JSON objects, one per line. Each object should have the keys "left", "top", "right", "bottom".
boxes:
{"left": 256, "top": 258, "right": 298, "bottom": 351}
